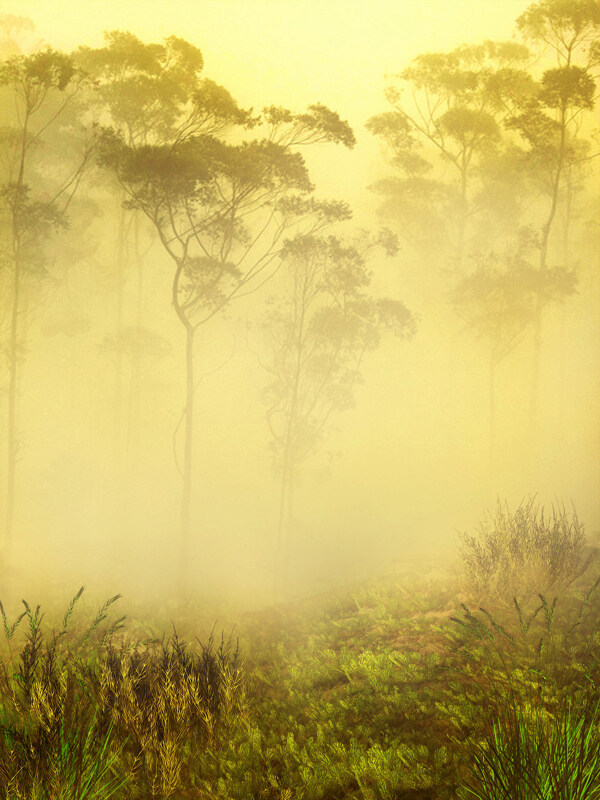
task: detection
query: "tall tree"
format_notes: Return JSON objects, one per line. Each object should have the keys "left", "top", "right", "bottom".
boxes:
{"left": 451, "top": 244, "right": 576, "bottom": 478}
{"left": 0, "top": 48, "right": 94, "bottom": 558}
{"left": 367, "top": 40, "right": 535, "bottom": 270}
{"left": 512, "top": 0, "right": 600, "bottom": 434}
{"left": 77, "top": 32, "right": 209, "bottom": 466}
{"left": 368, "top": 8, "right": 598, "bottom": 476}
{"left": 97, "top": 55, "right": 356, "bottom": 586}
{"left": 260, "top": 231, "right": 415, "bottom": 598}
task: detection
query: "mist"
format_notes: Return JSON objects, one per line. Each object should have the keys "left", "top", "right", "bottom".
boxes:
{"left": 0, "top": 0, "right": 598, "bottom": 616}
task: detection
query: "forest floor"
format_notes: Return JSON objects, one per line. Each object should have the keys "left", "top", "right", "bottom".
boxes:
{"left": 0, "top": 546, "right": 599, "bottom": 799}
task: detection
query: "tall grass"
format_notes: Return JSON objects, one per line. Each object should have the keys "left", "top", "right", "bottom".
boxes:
{"left": 0, "top": 498, "right": 597, "bottom": 798}
{"left": 447, "top": 579, "right": 600, "bottom": 799}
{"left": 456, "top": 498, "right": 594, "bottom": 601}
{"left": 460, "top": 689, "right": 600, "bottom": 800}
{"left": 0, "top": 589, "right": 129, "bottom": 799}
{"left": 0, "top": 587, "right": 245, "bottom": 799}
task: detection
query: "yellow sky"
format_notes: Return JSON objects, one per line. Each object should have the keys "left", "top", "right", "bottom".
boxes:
{"left": 1, "top": 0, "right": 535, "bottom": 211}
{"left": 4, "top": 0, "right": 533, "bottom": 118}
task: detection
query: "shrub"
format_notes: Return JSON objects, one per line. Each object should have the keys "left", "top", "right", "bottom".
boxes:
{"left": 456, "top": 498, "right": 595, "bottom": 601}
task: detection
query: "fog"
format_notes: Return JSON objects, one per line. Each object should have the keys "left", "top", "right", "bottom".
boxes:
{"left": 1, "top": 0, "right": 598, "bottom": 613}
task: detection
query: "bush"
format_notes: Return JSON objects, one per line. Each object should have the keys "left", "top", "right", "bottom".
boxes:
{"left": 456, "top": 498, "right": 595, "bottom": 601}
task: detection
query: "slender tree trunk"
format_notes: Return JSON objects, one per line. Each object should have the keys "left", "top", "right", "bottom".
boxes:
{"left": 113, "top": 203, "right": 127, "bottom": 468}
{"left": 180, "top": 323, "right": 196, "bottom": 591}
{"left": 3, "top": 112, "right": 29, "bottom": 560}
{"left": 562, "top": 167, "right": 573, "bottom": 268}
{"left": 530, "top": 101, "right": 567, "bottom": 450}
{"left": 273, "top": 291, "right": 307, "bottom": 600}
{"left": 286, "top": 472, "right": 295, "bottom": 571}
{"left": 489, "top": 351, "right": 496, "bottom": 485}
{"left": 133, "top": 215, "right": 143, "bottom": 455}
{"left": 556, "top": 168, "right": 573, "bottom": 444}
{"left": 4, "top": 254, "right": 22, "bottom": 558}
{"left": 274, "top": 452, "right": 292, "bottom": 599}
{"left": 457, "top": 165, "right": 468, "bottom": 270}
{"left": 529, "top": 308, "right": 543, "bottom": 438}
{"left": 127, "top": 213, "right": 143, "bottom": 468}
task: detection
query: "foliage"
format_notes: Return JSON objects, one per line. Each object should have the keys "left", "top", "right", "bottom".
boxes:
{"left": 90, "top": 32, "right": 350, "bottom": 332}
{"left": 0, "top": 48, "right": 76, "bottom": 92}
{"left": 262, "top": 231, "right": 415, "bottom": 476}
{"left": 1, "top": 507, "right": 599, "bottom": 798}
{"left": 457, "top": 690, "right": 600, "bottom": 800}
{"left": 517, "top": 0, "right": 600, "bottom": 63}
{"left": 0, "top": 588, "right": 129, "bottom": 799}
{"left": 0, "top": 41, "right": 96, "bottom": 555}
{"left": 0, "top": 588, "right": 244, "bottom": 799}
{"left": 77, "top": 31, "right": 249, "bottom": 146}
{"left": 451, "top": 250, "right": 577, "bottom": 363}
{"left": 446, "top": 576, "right": 600, "bottom": 799}
{"left": 367, "top": 38, "right": 535, "bottom": 262}
{"left": 456, "top": 498, "right": 594, "bottom": 599}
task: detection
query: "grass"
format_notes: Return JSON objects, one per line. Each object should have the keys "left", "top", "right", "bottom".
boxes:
{"left": 455, "top": 498, "right": 592, "bottom": 601}
{"left": 0, "top": 497, "right": 599, "bottom": 799}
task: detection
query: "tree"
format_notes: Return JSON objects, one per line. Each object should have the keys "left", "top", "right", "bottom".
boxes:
{"left": 451, "top": 244, "right": 576, "bottom": 477}
{"left": 366, "top": 40, "right": 535, "bottom": 269}
{"left": 77, "top": 32, "right": 212, "bottom": 466}
{"left": 368, "top": 6, "right": 599, "bottom": 476}
{"left": 96, "top": 49, "right": 356, "bottom": 587}
{"left": 512, "top": 0, "right": 600, "bottom": 433}
{"left": 0, "top": 48, "right": 94, "bottom": 558}
{"left": 260, "top": 231, "right": 415, "bottom": 598}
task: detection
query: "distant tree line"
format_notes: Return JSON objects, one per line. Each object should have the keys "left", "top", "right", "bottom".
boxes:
{"left": 367, "top": 0, "right": 599, "bottom": 477}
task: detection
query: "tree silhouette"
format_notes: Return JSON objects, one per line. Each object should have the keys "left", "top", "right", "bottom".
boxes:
{"left": 367, "top": 40, "right": 534, "bottom": 269}
{"left": 96, "top": 46, "right": 356, "bottom": 587}
{"left": 260, "top": 231, "right": 415, "bottom": 598}
{"left": 368, "top": 1, "right": 599, "bottom": 476}
{"left": 77, "top": 32, "right": 217, "bottom": 466}
{"left": 513, "top": 0, "right": 600, "bottom": 436}
{"left": 451, "top": 245, "right": 576, "bottom": 476}
{"left": 0, "top": 48, "right": 95, "bottom": 558}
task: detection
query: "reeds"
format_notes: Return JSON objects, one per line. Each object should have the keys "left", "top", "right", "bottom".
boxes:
{"left": 460, "top": 689, "right": 600, "bottom": 800}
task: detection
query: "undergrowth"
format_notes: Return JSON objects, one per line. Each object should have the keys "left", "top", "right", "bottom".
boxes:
{"left": 456, "top": 498, "right": 593, "bottom": 601}
{"left": 0, "top": 589, "right": 245, "bottom": 799}
{"left": 0, "top": 498, "right": 598, "bottom": 798}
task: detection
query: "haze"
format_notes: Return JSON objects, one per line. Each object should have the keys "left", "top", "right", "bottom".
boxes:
{"left": 0, "top": 0, "right": 598, "bottom": 613}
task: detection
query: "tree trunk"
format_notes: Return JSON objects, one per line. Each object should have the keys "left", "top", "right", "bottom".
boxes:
{"left": 457, "top": 164, "right": 468, "bottom": 270}
{"left": 489, "top": 352, "right": 497, "bottom": 486}
{"left": 4, "top": 254, "right": 22, "bottom": 558}
{"left": 529, "top": 303, "right": 543, "bottom": 447}
{"left": 529, "top": 100, "right": 567, "bottom": 457}
{"left": 179, "top": 323, "right": 196, "bottom": 593}
{"left": 127, "top": 214, "right": 144, "bottom": 468}
{"left": 113, "top": 203, "right": 127, "bottom": 468}
{"left": 274, "top": 455, "right": 291, "bottom": 599}
{"left": 3, "top": 112, "right": 28, "bottom": 561}
{"left": 273, "top": 300, "right": 307, "bottom": 600}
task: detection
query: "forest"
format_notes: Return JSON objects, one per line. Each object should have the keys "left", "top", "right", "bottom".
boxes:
{"left": 0, "top": 1, "right": 599, "bottom": 797}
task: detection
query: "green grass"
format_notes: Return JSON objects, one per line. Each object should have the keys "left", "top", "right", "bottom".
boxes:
{"left": 1, "top": 499, "right": 599, "bottom": 799}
